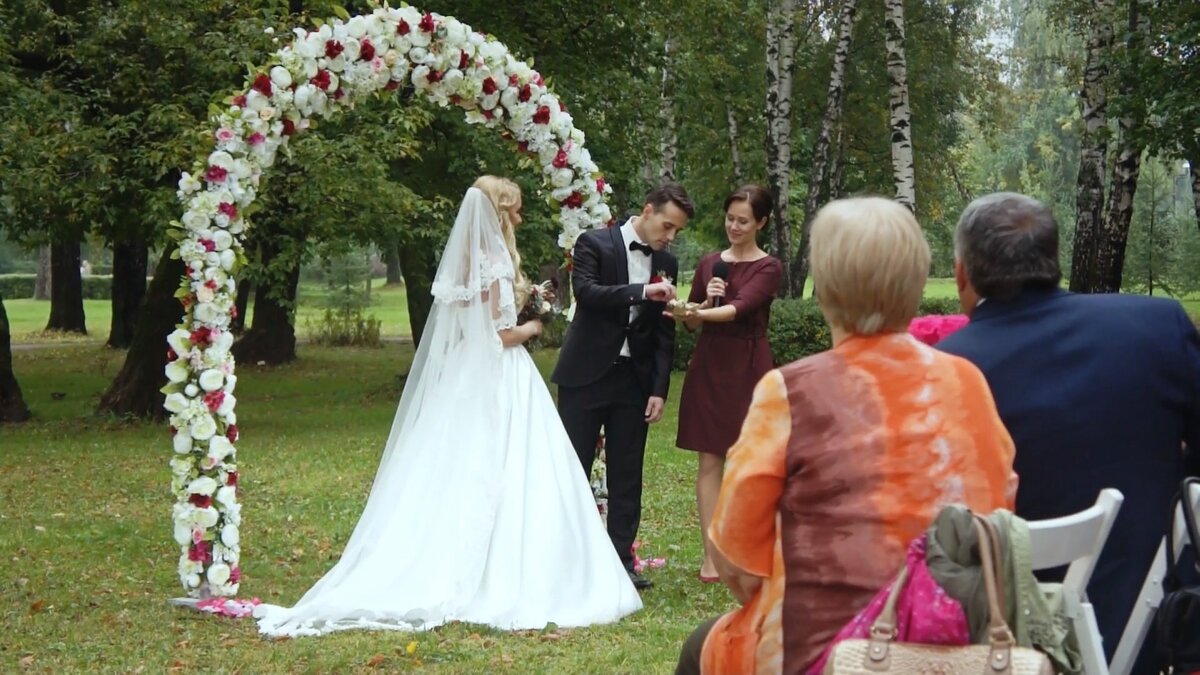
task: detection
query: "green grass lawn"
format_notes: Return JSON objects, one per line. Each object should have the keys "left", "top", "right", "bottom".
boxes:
{"left": 0, "top": 344, "right": 725, "bottom": 672}
{"left": 5, "top": 277, "right": 1196, "bottom": 345}
{"left": 4, "top": 279, "right": 415, "bottom": 345}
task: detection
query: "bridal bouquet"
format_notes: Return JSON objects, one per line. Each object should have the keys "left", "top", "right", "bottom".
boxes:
{"left": 519, "top": 279, "right": 562, "bottom": 322}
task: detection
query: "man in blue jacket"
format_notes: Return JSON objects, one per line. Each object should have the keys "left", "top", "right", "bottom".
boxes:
{"left": 938, "top": 192, "right": 1200, "bottom": 669}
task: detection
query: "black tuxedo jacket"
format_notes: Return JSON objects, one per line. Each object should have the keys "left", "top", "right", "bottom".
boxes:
{"left": 551, "top": 226, "right": 677, "bottom": 399}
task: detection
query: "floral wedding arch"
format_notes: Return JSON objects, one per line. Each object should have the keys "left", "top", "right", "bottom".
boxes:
{"left": 164, "top": 4, "right": 613, "bottom": 599}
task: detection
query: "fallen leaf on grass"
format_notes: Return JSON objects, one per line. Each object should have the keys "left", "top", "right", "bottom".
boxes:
{"left": 29, "top": 600, "right": 44, "bottom": 613}
{"left": 365, "top": 653, "right": 386, "bottom": 668}
{"left": 19, "top": 655, "right": 34, "bottom": 668}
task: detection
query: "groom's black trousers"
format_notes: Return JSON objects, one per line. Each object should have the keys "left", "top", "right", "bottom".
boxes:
{"left": 556, "top": 357, "right": 649, "bottom": 573}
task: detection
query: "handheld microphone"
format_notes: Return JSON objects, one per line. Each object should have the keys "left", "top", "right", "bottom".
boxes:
{"left": 711, "top": 260, "right": 730, "bottom": 307}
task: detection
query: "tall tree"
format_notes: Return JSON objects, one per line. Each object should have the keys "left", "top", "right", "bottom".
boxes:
{"left": 884, "top": 0, "right": 916, "bottom": 211}
{"left": 796, "top": 0, "right": 858, "bottom": 297}
{"left": 108, "top": 241, "right": 147, "bottom": 348}
{"left": 1069, "top": 0, "right": 1115, "bottom": 292}
{"left": 1092, "top": 0, "right": 1148, "bottom": 292}
{"left": 96, "top": 254, "right": 185, "bottom": 419}
{"left": 659, "top": 38, "right": 679, "bottom": 182}
{"left": 0, "top": 292, "right": 31, "bottom": 423}
{"left": 725, "top": 102, "right": 744, "bottom": 184}
{"left": 765, "top": 0, "right": 799, "bottom": 295}
{"left": 33, "top": 246, "right": 50, "bottom": 300}
{"left": 45, "top": 240, "right": 86, "bottom": 333}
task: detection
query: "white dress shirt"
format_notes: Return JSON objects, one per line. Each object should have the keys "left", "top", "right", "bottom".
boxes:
{"left": 620, "top": 218, "right": 652, "bottom": 357}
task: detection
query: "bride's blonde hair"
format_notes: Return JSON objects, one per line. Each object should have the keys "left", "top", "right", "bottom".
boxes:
{"left": 473, "top": 175, "right": 530, "bottom": 306}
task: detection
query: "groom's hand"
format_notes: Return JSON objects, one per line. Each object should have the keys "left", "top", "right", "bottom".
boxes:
{"left": 644, "top": 281, "right": 677, "bottom": 303}
{"left": 644, "top": 396, "right": 666, "bottom": 423}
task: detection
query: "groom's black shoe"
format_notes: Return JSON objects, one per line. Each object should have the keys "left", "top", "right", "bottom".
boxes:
{"left": 628, "top": 571, "right": 653, "bottom": 590}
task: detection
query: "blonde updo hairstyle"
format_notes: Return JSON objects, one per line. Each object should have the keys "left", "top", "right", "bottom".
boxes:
{"left": 473, "top": 175, "right": 530, "bottom": 307}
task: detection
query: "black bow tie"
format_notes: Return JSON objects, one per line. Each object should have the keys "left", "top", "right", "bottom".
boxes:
{"left": 629, "top": 240, "right": 653, "bottom": 256}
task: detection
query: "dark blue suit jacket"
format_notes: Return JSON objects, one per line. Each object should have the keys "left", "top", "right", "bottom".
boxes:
{"left": 938, "top": 289, "right": 1200, "bottom": 663}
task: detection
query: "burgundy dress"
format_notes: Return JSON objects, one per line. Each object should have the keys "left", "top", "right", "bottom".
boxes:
{"left": 676, "top": 253, "right": 783, "bottom": 456}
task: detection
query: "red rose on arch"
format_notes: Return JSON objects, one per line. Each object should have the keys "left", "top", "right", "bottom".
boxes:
{"left": 204, "top": 166, "right": 228, "bottom": 184}
{"left": 518, "top": 84, "right": 532, "bottom": 103}
{"left": 552, "top": 149, "right": 569, "bottom": 169}
{"left": 251, "top": 74, "right": 272, "bottom": 96}
{"left": 324, "top": 40, "right": 344, "bottom": 59}
{"left": 189, "top": 494, "right": 213, "bottom": 509}
{"left": 532, "top": 106, "right": 551, "bottom": 125}
{"left": 458, "top": 50, "right": 470, "bottom": 70}
{"left": 204, "top": 390, "right": 226, "bottom": 413}
{"left": 427, "top": 70, "right": 443, "bottom": 84}
{"left": 226, "top": 424, "right": 239, "bottom": 443}
{"left": 226, "top": 470, "right": 239, "bottom": 486}
{"left": 310, "top": 69, "right": 332, "bottom": 90}
{"left": 281, "top": 119, "right": 297, "bottom": 137}
{"left": 482, "top": 77, "right": 497, "bottom": 95}
{"left": 418, "top": 12, "right": 436, "bottom": 32}
{"left": 396, "top": 20, "right": 411, "bottom": 35}
{"left": 359, "top": 39, "right": 375, "bottom": 61}
{"left": 232, "top": 94, "right": 247, "bottom": 108}
{"left": 563, "top": 192, "right": 583, "bottom": 209}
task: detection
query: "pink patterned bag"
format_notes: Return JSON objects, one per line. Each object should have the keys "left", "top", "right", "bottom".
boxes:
{"left": 808, "top": 535, "right": 970, "bottom": 674}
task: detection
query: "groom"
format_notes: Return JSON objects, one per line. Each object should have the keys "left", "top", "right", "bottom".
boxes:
{"left": 553, "top": 182, "right": 693, "bottom": 589}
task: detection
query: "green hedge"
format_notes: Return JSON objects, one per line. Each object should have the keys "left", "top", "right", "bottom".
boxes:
{"left": 0, "top": 274, "right": 117, "bottom": 300}
{"left": 673, "top": 296, "right": 964, "bottom": 371}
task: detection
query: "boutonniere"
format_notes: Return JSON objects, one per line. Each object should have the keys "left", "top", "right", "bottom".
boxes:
{"left": 650, "top": 269, "right": 673, "bottom": 285}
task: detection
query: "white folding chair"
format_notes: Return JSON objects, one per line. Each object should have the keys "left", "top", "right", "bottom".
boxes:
{"left": 1109, "top": 480, "right": 1200, "bottom": 675}
{"left": 1027, "top": 488, "right": 1124, "bottom": 675}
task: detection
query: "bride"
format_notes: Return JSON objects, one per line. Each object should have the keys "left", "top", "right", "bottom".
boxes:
{"left": 255, "top": 176, "right": 642, "bottom": 637}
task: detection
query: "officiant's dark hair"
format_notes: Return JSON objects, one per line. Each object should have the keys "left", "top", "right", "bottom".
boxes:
{"left": 644, "top": 182, "right": 695, "bottom": 219}
{"left": 954, "top": 192, "right": 1061, "bottom": 302}
{"left": 724, "top": 184, "right": 774, "bottom": 231}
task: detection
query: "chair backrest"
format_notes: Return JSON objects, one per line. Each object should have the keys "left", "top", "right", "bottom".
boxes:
{"left": 1028, "top": 488, "right": 1124, "bottom": 585}
{"left": 1109, "top": 481, "right": 1200, "bottom": 675}
{"left": 1027, "top": 488, "right": 1124, "bottom": 675}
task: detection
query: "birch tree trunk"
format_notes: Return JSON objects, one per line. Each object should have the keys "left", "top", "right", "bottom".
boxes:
{"left": 726, "top": 102, "right": 743, "bottom": 185}
{"left": 1069, "top": 0, "right": 1114, "bottom": 292}
{"left": 1094, "top": 0, "right": 1147, "bottom": 292}
{"left": 885, "top": 0, "right": 916, "bottom": 212}
{"left": 1190, "top": 155, "right": 1200, "bottom": 234}
{"left": 765, "top": 0, "right": 798, "bottom": 296}
{"left": 794, "top": 0, "right": 858, "bottom": 297}
{"left": 659, "top": 38, "right": 678, "bottom": 182}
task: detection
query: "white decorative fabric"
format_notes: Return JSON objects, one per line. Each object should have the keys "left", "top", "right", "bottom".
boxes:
{"left": 254, "top": 187, "right": 641, "bottom": 637}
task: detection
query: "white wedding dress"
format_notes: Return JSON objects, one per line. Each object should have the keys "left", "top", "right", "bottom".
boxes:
{"left": 255, "top": 188, "right": 641, "bottom": 637}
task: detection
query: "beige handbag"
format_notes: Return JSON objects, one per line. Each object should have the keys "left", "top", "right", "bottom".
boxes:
{"left": 822, "top": 515, "right": 1054, "bottom": 674}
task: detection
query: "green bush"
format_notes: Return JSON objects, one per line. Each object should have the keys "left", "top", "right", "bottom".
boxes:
{"left": 672, "top": 295, "right": 967, "bottom": 371}
{"left": 305, "top": 253, "right": 383, "bottom": 347}
{"left": 305, "top": 307, "right": 383, "bottom": 347}
{"left": 0, "top": 274, "right": 36, "bottom": 298}
{"left": 0, "top": 274, "right": 123, "bottom": 300}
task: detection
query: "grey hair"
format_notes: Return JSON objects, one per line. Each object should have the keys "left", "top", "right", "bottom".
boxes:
{"left": 953, "top": 192, "right": 1061, "bottom": 301}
